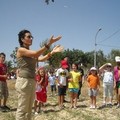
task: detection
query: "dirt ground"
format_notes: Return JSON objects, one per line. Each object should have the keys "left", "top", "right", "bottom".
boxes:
{"left": 0, "top": 79, "right": 120, "bottom": 120}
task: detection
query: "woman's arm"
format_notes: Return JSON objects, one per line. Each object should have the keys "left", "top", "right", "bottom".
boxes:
{"left": 17, "top": 35, "right": 62, "bottom": 58}
{"left": 38, "top": 45, "right": 64, "bottom": 62}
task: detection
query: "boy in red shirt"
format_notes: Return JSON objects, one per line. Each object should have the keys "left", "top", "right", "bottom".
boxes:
{"left": 0, "top": 53, "right": 10, "bottom": 112}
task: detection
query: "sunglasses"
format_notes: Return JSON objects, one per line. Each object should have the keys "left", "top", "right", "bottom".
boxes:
{"left": 0, "top": 56, "right": 5, "bottom": 59}
{"left": 26, "top": 35, "right": 33, "bottom": 39}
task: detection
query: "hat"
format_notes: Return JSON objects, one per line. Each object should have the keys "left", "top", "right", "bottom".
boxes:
{"left": 61, "top": 60, "right": 68, "bottom": 69}
{"left": 107, "top": 63, "right": 112, "bottom": 66}
{"left": 90, "top": 67, "right": 97, "bottom": 71}
{"left": 115, "top": 56, "right": 120, "bottom": 62}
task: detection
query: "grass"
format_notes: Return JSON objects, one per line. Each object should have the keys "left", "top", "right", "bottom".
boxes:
{"left": 0, "top": 79, "right": 120, "bottom": 120}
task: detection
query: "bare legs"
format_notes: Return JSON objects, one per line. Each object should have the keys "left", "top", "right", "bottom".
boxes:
{"left": 70, "top": 92, "right": 78, "bottom": 108}
{"left": 90, "top": 96, "right": 96, "bottom": 108}
{"left": 58, "top": 95, "right": 64, "bottom": 108}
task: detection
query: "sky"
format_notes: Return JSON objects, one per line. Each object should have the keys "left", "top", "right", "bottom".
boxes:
{"left": 0, "top": 0, "right": 120, "bottom": 61}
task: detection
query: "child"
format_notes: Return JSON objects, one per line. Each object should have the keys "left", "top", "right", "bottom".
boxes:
{"left": 56, "top": 60, "right": 69, "bottom": 109}
{"left": 87, "top": 67, "right": 100, "bottom": 109}
{"left": 0, "top": 53, "right": 10, "bottom": 112}
{"left": 34, "top": 67, "right": 48, "bottom": 114}
{"left": 48, "top": 71, "right": 57, "bottom": 96}
{"left": 99, "top": 63, "right": 114, "bottom": 107}
{"left": 68, "top": 63, "right": 81, "bottom": 109}
{"left": 114, "top": 56, "right": 120, "bottom": 108}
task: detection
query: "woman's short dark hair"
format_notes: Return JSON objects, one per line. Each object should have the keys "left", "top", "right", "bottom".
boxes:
{"left": 18, "top": 29, "right": 31, "bottom": 47}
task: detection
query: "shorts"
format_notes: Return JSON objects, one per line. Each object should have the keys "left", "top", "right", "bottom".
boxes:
{"left": 103, "top": 83, "right": 113, "bottom": 97}
{"left": 88, "top": 88, "right": 98, "bottom": 97}
{"left": 116, "top": 81, "right": 120, "bottom": 88}
{"left": 69, "top": 88, "right": 79, "bottom": 93}
{"left": 58, "top": 86, "right": 66, "bottom": 96}
{"left": 51, "top": 85, "right": 56, "bottom": 92}
{"left": 0, "top": 81, "right": 9, "bottom": 99}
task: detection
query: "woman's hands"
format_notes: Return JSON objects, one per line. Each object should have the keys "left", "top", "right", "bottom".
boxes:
{"left": 48, "top": 35, "right": 62, "bottom": 45}
{"left": 51, "top": 45, "right": 64, "bottom": 54}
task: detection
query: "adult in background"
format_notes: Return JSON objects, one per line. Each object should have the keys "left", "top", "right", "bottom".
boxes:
{"left": 0, "top": 53, "right": 10, "bottom": 112}
{"left": 15, "top": 29, "right": 63, "bottom": 120}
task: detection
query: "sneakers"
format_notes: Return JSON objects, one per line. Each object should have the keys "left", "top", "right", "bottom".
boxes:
{"left": 74, "top": 106, "right": 77, "bottom": 109}
{"left": 114, "top": 102, "right": 118, "bottom": 106}
{"left": 101, "top": 104, "right": 106, "bottom": 108}
{"left": 107, "top": 103, "right": 113, "bottom": 108}
{"left": 0, "top": 106, "right": 10, "bottom": 112}
{"left": 0, "top": 107, "right": 6, "bottom": 112}
{"left": 3, "top": 106, "right": 10, "bottom": 110}
{"left": 34, "top": 112, "right": 39, "bottom": 115}
{"left": 89, "top": 105, "right": 93, "bottom": 109}
{"left": 90, "top": 105, "right": 96, "bottom": 109}
{"left": 92, "top": 105, "right": 96, "bottom": 109}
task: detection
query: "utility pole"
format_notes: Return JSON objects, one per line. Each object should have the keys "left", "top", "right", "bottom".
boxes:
{"left": 94, "top": 28, "right": 102, "bottom": 67}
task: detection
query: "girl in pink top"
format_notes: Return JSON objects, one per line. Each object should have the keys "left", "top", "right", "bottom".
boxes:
{"left": 114, "top": 56, "right": 120, "bottom": 108}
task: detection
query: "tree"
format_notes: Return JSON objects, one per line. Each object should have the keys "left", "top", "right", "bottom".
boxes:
{"left": 96, "top": 50, "right": 107, "bottom": 67}
{"left": 107, "top": 49, "right": 120, "bottom": 65}
{"left": 63, "top": 49, "right": 87, "bottom": 67}
{"left": 39, "top": 39, "right": 63, "bottom": 68}
{"left": 49, "top": 52, "right": 63, "bottom": 68}
{"left": 10, "top": 47, "right": 18, "bottom": 67}
{"left": 5, "top": 60, "right": 13, "bottom": 73}
{"left": 11, "top": 44, "right": 120, "bottom": 71}
{"left": 84, "top": 51, "right": 94, "bottom": 67}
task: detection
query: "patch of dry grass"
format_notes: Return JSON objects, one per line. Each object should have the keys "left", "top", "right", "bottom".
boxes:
{"left": 0, "top": 80, "right": 120, "bottom": 120}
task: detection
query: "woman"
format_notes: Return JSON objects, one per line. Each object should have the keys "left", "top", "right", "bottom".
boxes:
{"left": 15, "top": 29, "right": 63, "bottom": 120}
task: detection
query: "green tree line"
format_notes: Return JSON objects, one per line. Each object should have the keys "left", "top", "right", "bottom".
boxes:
{"left": 7, "top": 46, "right": 120, "bottom": 73}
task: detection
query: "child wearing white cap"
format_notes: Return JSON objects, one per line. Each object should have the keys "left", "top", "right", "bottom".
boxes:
{"left": 87, "top": 67, "right": 100, "bottom": 109}
{"left": 99, "top": 63, "right": 114, "bottom": 108}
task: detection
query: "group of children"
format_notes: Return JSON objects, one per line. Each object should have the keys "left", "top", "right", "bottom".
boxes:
{"left": 1, "top": 53, "right": 120, "bottom": 114}
{"left": 33, "top": 55, "right": 120, "bottom": 114}
{"left": 33, "top": 61, "right": 98, "bottom": 113}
